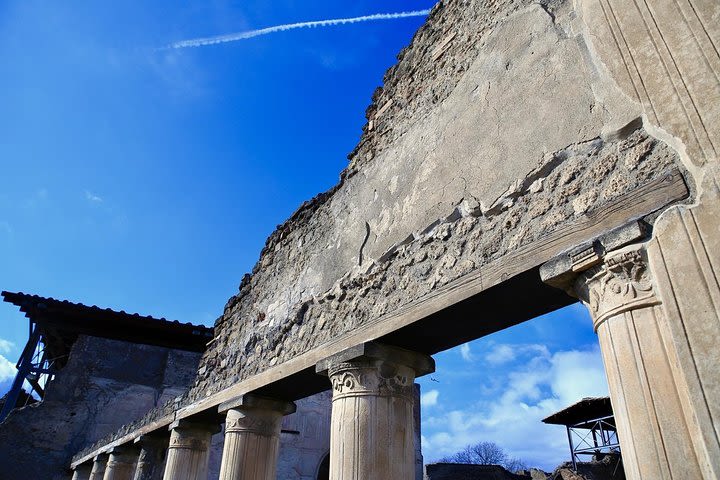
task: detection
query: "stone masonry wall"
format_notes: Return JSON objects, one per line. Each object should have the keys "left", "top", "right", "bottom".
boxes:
{"left": 0, "top": 336, "right": 201, "bottom": 480}
{"left": 191, "top": 0, "right": 691, "bottom": 399}
{"left": 194, "top": 125, "right": 684, "bottom": 397}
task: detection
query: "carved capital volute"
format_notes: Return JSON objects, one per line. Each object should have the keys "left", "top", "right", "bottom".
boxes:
{"left": 317, "top": 342, "right": 434, "bottom": 402}
{"left": 574, "top": 245, "right": 660, "bottom": 331}
{"left": 218, "top": 393, "right": 295, "bottom": 436}
{"left": 327, "top": 359, "right": 416, "bottom": 401}
{"left": 224, "top": 408, "right": 281, "bottom": 436}
{"left": 167, "top": 419, "right": 220, "bottom": 451}
{"left": 540, "top": 223, "right": 662, "bottom": 332}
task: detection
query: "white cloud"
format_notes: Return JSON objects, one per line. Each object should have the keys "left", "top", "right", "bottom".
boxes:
{"left": 0, "top": 354, "right": 16, "bottom": 383}
{"left": 459, "top": 343, "right": 474, "bottom": 362}
{"left": 85, "top": 190, "right": 103, "bottom": 203}
{"left": 422, "top": 344, "right": 608, "bottom": 470}
{"left": 421, "top": 389, "right": 440, "bottom": 408}
{"left": 485, "top": 344, "right": 515, "bottom": 364}
{"left": 549, "top": 349, "right": 608, "bottom": 406}
{"left": 485, "top": 343, "right": 549, "bottom": 366}
{"left": 0, "top": 339, "right": 13, "bottom": 354}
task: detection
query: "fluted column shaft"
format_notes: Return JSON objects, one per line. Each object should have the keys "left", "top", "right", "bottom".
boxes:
{"left": 645, "top": 168, "right": 720, "bottom": 479}
{"left": 89, "top": 454, "right": 109, "bottom": 480}
{"left": 103, "top": 446, "right": 138, "bottom": 480}
{"left": 317, "top": 342, "right": 434, "bottom": 480}
{"left": 133, "top": 435, "right": 168, "bottom": 480}
{"left": 218, "top": 395, "right": 296, "bottom": 480}
{"left": 71, "top": 464, "right": 92, "bottom": 480}
{"left": 545, "top": 241, "right": 709, "bottom": 480}
{"left": 162, "top": 420, "right": 219, "bottom": 480}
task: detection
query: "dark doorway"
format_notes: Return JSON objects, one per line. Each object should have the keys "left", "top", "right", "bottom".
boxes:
{"left": 317, "top": 453, "right": 330, "bottom": 480}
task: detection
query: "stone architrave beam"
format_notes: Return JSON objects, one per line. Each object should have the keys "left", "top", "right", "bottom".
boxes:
{"left": 316, "top": 342, "right": 434, "bottom": 480}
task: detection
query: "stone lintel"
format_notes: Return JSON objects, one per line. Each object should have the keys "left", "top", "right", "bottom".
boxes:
{"left": 315, "top": 341, "right": 435, "bottom": 377}
{"left": 218, "top": 393, "right": 296, "bottom": 416}
{"left": 540, "top": 220, "right": 649, "bottom": 289}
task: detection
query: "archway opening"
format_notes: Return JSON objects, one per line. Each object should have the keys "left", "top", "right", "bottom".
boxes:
{"left": 316, "top": 452, "right": 330, "bottom": 480}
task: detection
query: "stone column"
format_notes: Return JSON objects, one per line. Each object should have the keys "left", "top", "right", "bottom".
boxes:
{"left": 133, "top": 434, "right": 168, "bottom": 480}
{"left": 542, "top": 232, "right": 711, "bottom": 479}
{"left": 217, "top": 394, "right": 296, "bottom": 480}
{"left": 89, "top": 454, "right": 109, "bottom": 480}
{"left": 644, "top": 168, "right": 720, "bottom": 479}
{"left": 103, "top": 446, "right": 139, "bottom": 480}
{"left": 71, "top": 464, "right": 92, "bottom": 480}
{"left": 162, "top": 419, "right": 220, "bottom": 480}
{"left": 316, "top": 342, "right": 434, "bottom": 480}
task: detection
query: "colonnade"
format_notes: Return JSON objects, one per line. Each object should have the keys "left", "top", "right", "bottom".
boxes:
{"left": 69, "top": 343, "right": 433, "bottom": 480}
{"left": 72, "top": 188, "right": 719, "bottom": 480}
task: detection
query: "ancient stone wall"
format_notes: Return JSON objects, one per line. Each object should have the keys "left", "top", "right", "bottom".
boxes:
{"left": 425, "top": 462, "right": 530, "bottom": 480}
{"left": 0, "top": 336, "right": 201, "bottom": 480}
{"left": 192, "top": 0, "right": 692, "bottom": 400}
{"left": 276, "top": 390, "right": 332, "bottom": 480}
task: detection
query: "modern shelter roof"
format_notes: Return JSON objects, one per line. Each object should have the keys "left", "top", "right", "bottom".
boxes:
{"left": 2, "top": 291, "right": 214, "bottom": 368}
{"left": 542, "top": 396, "right": 614, "bottom": 427}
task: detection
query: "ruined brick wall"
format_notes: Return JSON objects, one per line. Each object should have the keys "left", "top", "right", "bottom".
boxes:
{"left": 190, "top": 0, "right": 691, "bottom": 400}
{"left": 0, "top": 336, "right": 201, "bottom": 480}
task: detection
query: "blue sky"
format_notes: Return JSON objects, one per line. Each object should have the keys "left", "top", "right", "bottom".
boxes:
{"left": 0, "top": 1, "right": 607, "bottom": 471}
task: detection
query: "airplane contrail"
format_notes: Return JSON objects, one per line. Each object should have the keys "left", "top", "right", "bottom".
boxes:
{"left": 166, "top": 10, "right": 431, "bottom": 49}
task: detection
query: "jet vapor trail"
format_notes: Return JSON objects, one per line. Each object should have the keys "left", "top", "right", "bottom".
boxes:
{"left": 167, "top": 10, "right": 431, "bottom": 49}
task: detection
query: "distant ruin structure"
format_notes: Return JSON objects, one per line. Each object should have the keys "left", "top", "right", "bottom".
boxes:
{"left": 1, "top": 0, "right": 718, "bottom": 478}
{"left": 0, "top": 293, "right": 343, "bottom": 480}
{"left": 543, "top": 397, "right": 621, "bottom": 474}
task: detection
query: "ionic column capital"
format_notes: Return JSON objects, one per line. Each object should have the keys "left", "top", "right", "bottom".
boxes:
{"left": 166, "top": 418, "right": 220, "bottom": 451}
{"left": 133, "top": 433, "right": 169, "bottom": 480}
{"left": 88, "top": 453, "right": 109, "bottom": 480}
{"left": 573, "top": 245, "right": 660, "bottom": 331}
{"left": 106, "top": 444, "right": 138, "bottom": 461}
{"left": 134, "top": 433, "right": 169, "bottom": 448}
{"left": 162, "top": 417, "right": 220, "bottom": 480}
{"left": 71, "top": 463, "right": 92, "bottom": 480}
{"left": 540, "top": 222, "right": 660, "bottom": 331}
{"left": 218, "top": 394, "right": 295, "bottom": 436}
{"left": 316, "top": 342, "right": 435, "bottom": 402}
{"left": 317, "top": 342, "right": 430, "bottom": 479}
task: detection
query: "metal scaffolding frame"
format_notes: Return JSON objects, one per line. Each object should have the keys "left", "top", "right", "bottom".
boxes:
{"left": 566, "top": 414, "right": 621, "bottom": 471}
{"left": 0, "top": 319, "right": 57, "bottom": 422}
